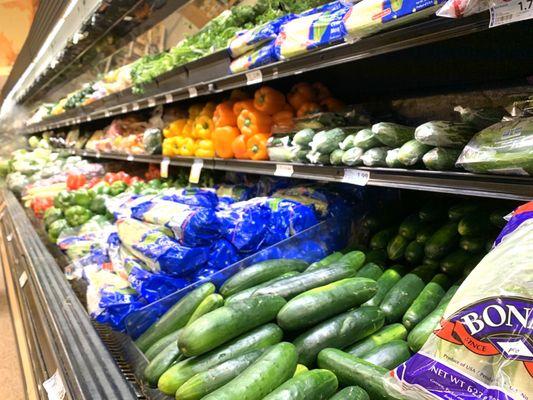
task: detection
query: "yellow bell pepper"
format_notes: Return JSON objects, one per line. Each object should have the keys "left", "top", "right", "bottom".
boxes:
{"left": 188, "top": 103, "right": 204, "bottom": 119}
{"left": 179, "top": 137, "right": 196, "bottom": 157}
{"left": 200, "top": 102, "right": 216, "bottom": 118}
{"left": 194, "top": 115, "right": 214, "bottom": 140}
{"left": 162, "top": 137, "right": 182, "bottom": 156}
{"left": 195, "top": 139, "right": 215, "bottom": 158}
{"left": 165, "top": 119, "right": 188, "bottom": 138}
{"left": 182, "top": 120, "right": 194, "bottom": 138}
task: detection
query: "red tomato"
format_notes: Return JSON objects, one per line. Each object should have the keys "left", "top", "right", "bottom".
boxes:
{"left": 66, "top": 174, "right": 87, "bottom": 190}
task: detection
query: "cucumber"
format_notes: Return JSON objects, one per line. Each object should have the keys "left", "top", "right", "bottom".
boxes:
{"left": 144, "top": 337, "right": 183, "bottom": 386}
{"left": 455, "top": 105, "right": 507, "bottom": 130}
{"left": 410, "top": 263, "right": 439, "bottom": 283}
{"left": 136, "top": 283, "right": 215, "bottom": 352}
{"left": 356, "top": 263, "right": 383, "bottom": 280}
{"left": 361, "top": 212, "right": 396, "bottom": 233}
{"left": 220, "top": 259, "right": 309, "bottom": 297}
{"left": 175, "top": 350, "right": 264, "bottom": 400}
{"left": 306, "top": 251, "right": 364, "bottom": 272}
{"left": 419, "top": 202, "right": 448, "bottom": 223}
{"left": 407, "top": 285, "right": 458, "bottom": 352}
{"left": 352, "top": 129, "right": 381, "bottom": 150}
{"left": 317, "top": 348, "right": 400, "bottom": 400}
{"left": 389, "top": 264, "right": 408, "bottom": 275}
{"left": 225, "top": 271, "right": 300, "bottom": 305}
{"left": 458, "top": 213, "right": 490, "bottom": 236}
{"left": 201, "top": 342, "right": 298, "bottom": 400}
{"left": 489, "top": 209, "right": 508, "bottom": 228}
{"left": 399, "top": 214, "right": 423, "bottom": 239}
{"left": 361, "top": 147, "right": 388, "bottom": 167}
{"left": 422, "top": 147, "right": 461, "bottom": 170}
{"left": 440, "top": 249, "right": 471, "bottom": 276}
{"left": 330, "top": 149, "right": 345, "bottom": 165}
{"left": 293, "top": 306, "right": 385, "bottom": 366}
{"left": 387, "top": 235, "right": 409, "bottom": 261}
{"left": 379, "top": 273, "right": 425, "bottom": 324}
{"left": 459, "top": 236, "right": 485, "bottom": 253}
{"left": 311, "top": 128, "right": 347, "bottom": 154}
{"left": 277, "top": 278, "right": 378, "bottom": 331}
{"left": 362, "top": 269, "right": 402, "bottom": 307}
{"left": 145, "top": 329, "right": 182, "bottom": 361}
{"left": 179, "top": 295, "right": 286, "bottom": 357}
{"left": 370, "top": 228, "right": 396, "bottom": 250}
{"left": 293, "top": 128, "right": 315, "bottom": 146}
{"left": 294, "top": 364, "right": 309, "bottom": 376}
{"left": 262, "top": 369, "right": 338, "bottom": 400}
{"left": 402, "top": 281, "right": 446, "bottom": 330}
{"left": 448, "top": 202, "right": 478, "bottom": 221}
{"left": 341, "top": 147, "right": 364, "bottom": 166}
{"left": 397, "top": 140, "right": 432, "bottom": 166}
{"left": 424, "top": 222, "right": 459, "bottom": 259}
{"left": 422, "top": 257, "right": 440, "bottom": 269}
{"left": 365, "top": 249, "right": 387, "bottom": 265}
{"left": 404, "top": 241, "right": 424, "bottom": 265}
{"left": 186, "top": 294, "right": 224, "bottom": 325}
{"left": 306, "top": 252, "right": 343, "bottom": 272}
{"left": 361, "top": 340, "right": 411, "bottom": 369}
{"left": 385, "top": 148, "right": 403, "bottom": 168}
{"left": 414, "top": 121, "right": 475, "bottom": 148}
{"left": 253, "top": 258, "right": 364, "bottom": 300}
{"left": 330, "top": 386, "right": 370, "bottom": 400}
{"left": 158, "top": 324, "right": 283, "bottom": 395}
{"left": 431, "top": 273, "right": 450, "bottom": 289}
{"left": 339, "top": 134, "right": 356, "bottom": 151}
{"left": 345, "top": 323, "right": 408, "bottom": 357}
{"left": 372, "top": 122, "right": 415, "bottom": 147}
{"left": 415, "top": 225, "right": 437, "bottom": 244}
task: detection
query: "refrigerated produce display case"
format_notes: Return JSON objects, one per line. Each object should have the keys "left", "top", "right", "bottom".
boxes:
{"left": 0, "top": 0, "right": 532, "bottom": 399}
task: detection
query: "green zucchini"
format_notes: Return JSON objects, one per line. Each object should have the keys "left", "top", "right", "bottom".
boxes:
{"left": 397, "top": 140, "right": 432, "bottom": 166}
{"left": 330, "top": 386, "right": 370, "bottom": 400}
{"left": 144, "top": 339, "right": 183, "bottom": 386}
{"left": 402, "top": 281, "right": 446, "bottom": 330}
{"left": 458, "top": 213, "right": 490, "bottom": 236}
{"left": 135, "top": 283, "right": 215, "bottom": 352}
{"left": 179, "top": 295, "right": 286, "bottom": 357}
{"left": 361, "top": 340, "right": 411, "bottom": 369}
{"left": 385, "top": 148, "right": 403, "bottom": 168}
{"left": 415, "top": 121, "right": 475, "bottom": 148}
{"left": 361, "top": 147, "right": 389, "bottom": 167}
{"left": 293, "top": 306, "right": 385, "bottom": 366}
{"left": 293, "top": 128, "right": 315, "bottom": 146}
{"left": 356, "top": 263, "right": 383, "bottom": 280}
{"left": 306, "top": 252, "right": 343, "bottom": 272}
{"left": 459, "top": 236, "right": 486, "bottom": 253}
{"left": 317, "top": 349, "right": 400, "bottom": 400}
{"left": 404, "top": 241, "right": 424, "bottom": 265}
{"left": 372, "top": 122, "right": 415, "bottom": 147}
{"left": 422, "top": 147, "right": 461, "bottom": 171}
{"left": 370, "top": 228, "right": 396, "bottom": 250}
{"left": 158, "top": 324, "right": 283, "bottom": 395}
{"left": 145, "top": 329, "right": 182, "bottom": 361}
{"left": 330, "top": 149, "right": 345, "bottom": 165}
{"left": 448, "top": 202, "right": 478, "bottom": 221}
{"left": 262, "top": 369, "right": 338, "bottom": 400}
{"left": 201, "top": 342, "right": 298, "bottom": 400}
{"left": 379, "top": 273, "right": 425, "bottom": 324}
{"left": 424, "top": 222, "right": 459, "bottom": 259}
{"left": 365, "top": 249, "right": 388, "bottom": 265}
{"left": 352, "top": 129, "right": 381, "bottom": 150}
{"left": 277, "top": 278, "right": 378, "bottom": 331}
{"left": 440, "top": 249, "right": 472, "bottom": 276}
{"left": 387, "top": 234, "right": 409, "bottom": 260}
{"left": 362, "top": 269, "right": 402, "bottom": 307}
{"left": 345, "top": 323, "right": 408, "bottom": 357}
{"left": 220, "top": 259, "right": 308, "bottom": 297}
{"left": 399, "top": 214, "right": 423, "bottom": 239}
{"left": 186, "top": 294, "right": 224, "bottom": 325}
{"left": 225, "top": 271, "right": 300, "bottom": 305}
{"left": 415, "top": 225, "right": 437, "bottom": 244}
{"left": 341, "top": 147, "right": 364, "bottom": 166}
{"left": 175, "top": 350, "right": 264, "bottom": 400}
{"left": 419, "top": 202, "right": 448, "bottom": 223}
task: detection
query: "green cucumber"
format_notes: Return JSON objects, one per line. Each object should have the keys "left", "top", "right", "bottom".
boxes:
{"left": 293, "top": 306, "right": 384, "bottom": 366}
{"left": 361, "top": 340, "right": 411, "bottom": 369}
{"left": 419, "top": 202, "right": 448, "bottom": 223}
{"left": 277, "top": 278, "right": 378, "bottom": 331}
{"left": 175, "top": 350, "right": 264, "bottom": 400}
{"left": 379, "top": 273, "right": 425, "bottom": 324}
{"left": 352, "top": 128, "right": 381, "bottom": 150}
{"left": 253, "top": 257, "right": 364, "bottom": 300}
{"left": 145, "top": 329, "right": 182, "bottom": 361}
{"left": 186, "top": 294, "right": 224, "bottom": 325}
{"left": 356, "top": 263, "right": 383, "bottom": 280}
{"left": 414, "top": 121, "right": 475, "bottom": 148}
{"left": 397, "top": 140, "right": 432, "bottom": 166}
{"left": 330, "top": 149, "right": 345, "bottom": 166}
{"left": 399, "top": 214, "right": 423, "bottom": 239}
{"left": 389, "top": 264, "right": 408, "bottom": 275}
{"left": 225, "top": 272, "right": 300, "bottom": 305}
{"left": 404, "top": 241, "right": 424, "bottom": 265}
{"left": 410, "top": 264, "right": 439, "bottom": 283}
{"left": 415, "top": 224, "right": 437, "bottom": 244}
{"left": 440, "top": 249, "right": 472, "bottom": 276}
{"left": 293, "top": 129, "right": 316, "bottom": 146}
{"left": 317, "top": 349, "right": 400, "bottom": 400}
{"left": 407, "top": 286, "right": 458, "bottom": 352}
{"left": 179, "top": 295, "right": 286, "bottom": 357}
{"left": 431, "top": 273, "right": 450, "bottom": 289}
{"left": 361, "top": 147, "right": 389, "bottom": 167}
{"left": 158, "top": 324, "right": 283, "bottom": 395}
{"left": 422, "top": 147, "right": 461, "bottom": 171}
{"left": 372, "top": 122, "right": 415, "bottom": 147}
{"left": 424, "top": 222, "right": 459, "bottom": 259}
{"left": 263, "top": 369, "right": 338, "bottom": 400}
{"left": 341, "top": 147, "right": 364, "bottom": 166}
{"left": 220, "top": 259, "right": 309, "bottom": 297}
{"left": 370, "top": 228, "right": 397, "bottom": 250}
{"left": 448, "top": 203, "right": 478, "bottom": 221}
{"left": 365, "top": 249, "right": 387, "bottom": 265}
{"left": 306, "top": 251, "right": 364, "bottom": 272}
{"left": 402, "top": 281, "right": 446, "bottom": 330}
{"left": 144, "top": 339, "right": 183, "bottom": 387}
{"left": 136, "top": 283, "right": 215, "bottom": 352}
{"left": 362, "top": 269, "right": 402, "bottom": 307}
{"left": 345, "top": 323, "right": 407, "bottom": 357}
{"left": 201, "top": 342, "right": 298, "bottom": 400}
{"left": 387, "top": 235, "right": 409, "bottom": 261}
{"left": 294, "top": 364, "right": 309, "bottom": 376}
{"left": 386, "top": 148, "right": 403, "bottom": 168}
{"left": 422, "top": 257, "right": 440, "bottom": 269}
{"left": 330, "top": 386, "right": 370, "bottom": 400}
{"left": 459, "top": 236, "right": 485, "bottom": 253}
{"left": 458, "top": 213, "right": 491, "bottom": 236}
{"left": 306, "top": 252, "right": 343, "bottom": 271}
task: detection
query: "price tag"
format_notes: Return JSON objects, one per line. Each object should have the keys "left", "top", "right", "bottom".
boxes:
{"left": 121, "top": 105, "right": 128, "bottom": 114}
{"left": 19, "top": 271, "right": 28, "bottom": 288}
{"left": 274, "top": 164, "right": 294, "bottom": 177}
{"left": 160, "top": 157, "right": 170, "bottom": 178}
{"left": 188, "top": 87, "right": 198, "bottom": 98}
{"left": 104, "top": 110, "right": 111, "bottom": 117}
{"left": 148, "top": 97, "right": 156, "bottom": 107}
{"left": 42, "top": 370, "right": 66, "bottom": 400}
{"left": 489, "top": 0, "right": 533, "bottom": 27}
{"left": 272, "top": 67, "right": 279, "bottom": 78}
{"left": 132, "top": 102, "right": 140, "bottom": 111}
{"left": 189, "top": 159, "right": 204, "bottom": 184}
{"left": 127, "top": 155, "right": 134, "bottom": 161}
{"left": 246, "top": 69, "right": 263, "bottom": 85}
{"left": 82, "top": 151, "right": 87, "bottom": 157}
{"left": 87, "top": 115, "right": 92, "bottom": 121}
{"left": 95, "top": 152, "right": 101, "bottom": 159}
{"left": 165, "top": 93, "right": 174, "bottom": 103}
{"left": 342, "top": 169, "right": 370, "bottom": 186}
{"left": 6, "top": 233, "right": 13, "bottom": 242}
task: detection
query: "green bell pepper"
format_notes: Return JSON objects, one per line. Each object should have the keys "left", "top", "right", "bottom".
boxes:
{"left": 47, "top": 219, "right": 69, "bottom": 243}
{"left": 73, "top": 189, "right": 92, "bottom": 207}
{"left": 130, "top": 181, "right": 146, "bottom": 194}
{"left": 91, "top": 182, "right": 111, "bottom": 195}
{"left": 54, "top": 191, "right": 75, "bottom": 210}
{"left": 147, "top": 178, "right": 162, "bottom": 189}
{"left": 89, "top": 195, "right": 107, "bottom": 215}
{"left": 64, "top": 206, "right": 92, "bottom": 227}
{"left": 43, "top": 207, "right": 63, "bottom": 228}
{"left": 140, "top": 188, "right": 159, "bottom": 195}
{"left": 109, "top": 181, "right": 128, "bottom": 196}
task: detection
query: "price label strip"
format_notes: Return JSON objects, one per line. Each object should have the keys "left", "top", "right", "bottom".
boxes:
{"left": 490, "top": 0, "right": 533, "bottom": 27}
{"left": 42, "top": 370, "right": 66, "bottom": 400}
{"left": 274, "top": 164, "right": 294, "bottom": 177}
{"left": 165, "top": 93, "right": 174, "bottom": 103}
{"left": 148, "top": 97, "right": 156, "bottom": 107}
{"left": 160, "top": 157, "right": 170, "bottom": 178}
{"left": 342, "top": 169, "right": 370, "bottom": 186}
{"left": 19, "top": 271, "right": 28, "bottom": 288}
{"left": 127, "top": 155, "right": 134, "bottom": 162}
{"left": 246, "top": 69, "right": 263, "bottom": 85}
{"left": 188, "top": 87, "right": 198, "bottom": 98}
{"left": 189, "top": 159, "right": 204, "bottom": 184}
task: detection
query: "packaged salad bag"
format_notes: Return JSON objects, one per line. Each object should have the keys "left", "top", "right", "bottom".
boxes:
{"left": 387, "top": 201, "right": 533, "bottom": 400}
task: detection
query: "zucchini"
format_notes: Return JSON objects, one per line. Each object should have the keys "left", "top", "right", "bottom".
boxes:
{"left": 179, "top": 295, "right": 286, "bottom": 357}
{"left": 352, "top": 129, "right": 381, "bottom": 150}
{"left": 293, "top": 128, "right": 315, "bottom": 146}
{"left": 135, "top": 283, "right": 215, "bottom": 352}
{"left": 175, "top": 350, "right": 264, "bottom": 400}
{"left": 339, "top": 134, "right": 356, "bottom": 151}
{"left": 293, "top": 306, "right": 385, "bottom": 366}
{"left": 306, "top": 252, "right": 343, "bottom": 272}
{"left": 330, "top": 149, "right": 345, "bottom": 165}
{"left": 345, "top": 323, "right": 408, "bottom": 357}
{"left": 262, "top": 369, "right": 338, "bottom": 400}
{"left": 397, "top": 140, "right": 432, "bottom": 166}
{"left": 356, "top": 263, "right": 383, "bottom": 280}
{"left": 458, "top": 213, "right": 490, "bottom": 236}
{"left": 145, "top": 329, "right": 182, "bottom": 361}
{"left": 201, "top": 342, "right": 298, "bottom": 400}
{"left": 317, "top": 348, "right": 400, "bottom": 400}
{"left": 361, "top": 147, "right": 388, "bottom": 167}
{"left": 307, "top": 251, "right": 365, "bottom": 272}
{"left": 310, "top": 128, "right": 346, "bottom": 154}
{"left": 407, "top": 286, "right": 459, "bottom": 352}
{"left": 422, "top": 147, "right": 461, "bottom": 171}
{"left": 294, "top": 364, "right": 309, "bottom": 376}
{"left": 399, "top": 214, "right": 423, "bottom": 239}
{"left": 361, "top": 340, "right": 411, "bottom": 369}
{"left": 341, "top": 147, "right": 364, "bottom": 166}
{"left": 370, "top": 228, "right": 396, "bottom": 250}
{"left": 424, "top": 222, "right": 459, "bottom": 259}
{"left": 459, "top": 236, "right": 485, "bottom": 253}
{"left": 379, "top": 273, "right": 425, "bottom": 324}
{"left": 372, "top": 122, "right": 415, "bottom": 147}
{"left": 402, "top": 281, "right": 446, "bottom": 330}
{"left": 414, "top": 121, "right": 476, "bottom": 148}
{"left": 220, "top": 259, "right": 308, "bottom": 297}
{"left": 144, "top": 340, "right": 182, "bottom": 387}
{"left": 387, "top": 234, "right": 409, "bottom": 260}
{"left": 186, "top": 294, "right": 224, "bottom": 325}
{"left": 440, "top": 249, "right": 472, "bottom": 276}
{"left": 419, "top": 202, "right": 448, "bottom": 222}
{"left": 158, "top": 324, "right": 283, "bottom": 395}
{"left": 415, "top": 224, "right": 437, "bottom": 244}
{"left": 365, "top": 249, "right": 387, "bottom": 265}
{"left": 225, "top": 271, "right": 300, "bottom": 305}
{"left": 277, "top": 278, "right": 378, "bottom": 331}
{"left": 404, "top": 241, "right": 424, "bottom": 265}
{"left": 385, "top": 148, "right": 403, "bottom": 168}
{"left": 330, "top": 386, "right": 370, "bottom": 400}
{"left": 448, "top": 202, "right": 478, "bottom": 221}
{"left": 362, "top": 269, "right": 402, "bottom": 307}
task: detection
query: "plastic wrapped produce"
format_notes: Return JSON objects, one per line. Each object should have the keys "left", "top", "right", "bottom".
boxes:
{"left": 361, "top": 147, "right": 389, "bottom": 166}
{"left": 229, "top": 42, "right": 278, "bottom": 73}
{"left": 437, "top": 0, "right": 490, "bottom": 18}
{"left": 415, "top": 121, "right": 476, "bottom": 148}
{"left": 454, "top": 106, "right": 508, "bottom": 130}
{"left": 423, "top": 147, "right": 461, "bottom": 170}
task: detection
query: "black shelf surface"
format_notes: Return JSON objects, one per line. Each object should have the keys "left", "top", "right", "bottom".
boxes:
{"left": 74, "top": 149, "right": 533, "bottom": 201}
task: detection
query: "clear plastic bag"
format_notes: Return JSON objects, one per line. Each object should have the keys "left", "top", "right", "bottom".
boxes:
{"left": 437, "top": 0, "right": 489, "bottom": 18}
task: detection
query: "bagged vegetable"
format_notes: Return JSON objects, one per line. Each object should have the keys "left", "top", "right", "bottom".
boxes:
{"left": 229, "top": 42, "right": 278, "bottom": 74}
{"left": 454, "top": 106, "right": 508, "bottom": 130}
{"left": 341, "top": 147, "right": 364, "bottom": 166}
{"left": 361, "top": 147, "right": 389, "bottom": 166}
{"left": 386, "top": 148, "right": 403, "bottom": 167}
{"left": 388, "top": 201, "right": 533, "bottom": 400}
{"left": 415, "top": 121, "right": 476, "bottom": 148}
{"left": 372, "top": 122, "right": 415, "bottom": 147}
{"left": 142, "top": 128, "right": 162, "bottom": 154}
{"left": 398, "top": 139, "right": 432, "bottom": 166}
{"left": 423, "top": 147, "right": 461, "bottom": 170}
{"left": 437, "top": 0, "right": 490, "bottom": 18}
{"left": 352, "top": 128, "right": 380, "bottom": 150}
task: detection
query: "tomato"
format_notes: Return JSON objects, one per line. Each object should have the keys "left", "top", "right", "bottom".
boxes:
{"left": 66, "top": 174, "right": 87, "bottom": 190}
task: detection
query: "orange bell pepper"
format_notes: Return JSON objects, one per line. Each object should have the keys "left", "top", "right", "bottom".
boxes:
{"left": 195, "top": 139, "right": 215, "bottom": 158}
{"left": 233, "top": 99, "right": 256, "bottom": 117}
{"left": 272, "top": 110, "right": 294, "bottom": 130}
{"left": 194, "top": 115, "right": 214, "bottom": 139}
{"left": 246, "top": 133, "right": 269, "bottom": 160}
{"left": 200, "top": 102, "right": 216, "bottom": 117}
{"left": 188, "top": 103, "right": 204, "bottom": 119}
{"left": 254, "top": 86, "right": 286, "bottom": 115}
{"left": 288, "top": 82, "right": 315, "bottom": 110}
{"left": 214, "top": 126, "right": 240, "bottom": 158}
{"left": 213, "top": 101, "right": 237, "bottom": 127}
{"left": 182, "top": 120, "right": 194, "bottom": 138}
{"left": 320, "top": 97, "right": 345, "bottom": 112}
{"left": 297, "top": 102, "right": 321, "bottom": 118}
{"left": 312, "top": 82, "right": 331, "bottom": 100}
{"left": 231, "top": 135, "right": 249, "bottom": 159}
{"left": 165, "top": 118, "right": 188, "bottom": 138}
{"left": 237, "top": 109, "right": 272, "bottom": 138}
{"left": 230, "top": 89, "right": 249, "bottom": 101}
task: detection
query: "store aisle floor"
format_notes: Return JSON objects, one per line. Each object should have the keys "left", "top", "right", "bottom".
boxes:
{"left": 0, "top": 262, "right": 25, "bottom": 400}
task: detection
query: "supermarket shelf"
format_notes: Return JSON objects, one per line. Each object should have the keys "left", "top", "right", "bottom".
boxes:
{"left": 75, "top": 149, "right": 533, "bottom": 201}
{"left": 19, "top": 13, "right": 492, "bottom": 135}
